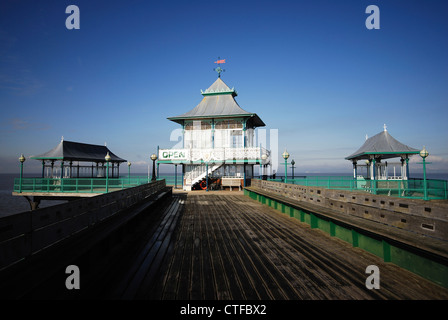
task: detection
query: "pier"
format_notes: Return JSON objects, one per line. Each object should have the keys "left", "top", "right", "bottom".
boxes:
{"left": 1, "top": 182, "right": 447, "bottom": 300}
{"left": 3, "top": 71, "right": 447, "bottom": 302}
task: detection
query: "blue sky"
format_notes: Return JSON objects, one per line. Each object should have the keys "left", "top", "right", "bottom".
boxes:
{"left": 0, "top": 0, "right": 447, "bottom": 175}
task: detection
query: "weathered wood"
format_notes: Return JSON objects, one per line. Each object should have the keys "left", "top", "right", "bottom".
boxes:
{"left": 0, "top": 180, "right": 167, "bottom": 271}
{"left": 250, "top": 179, "right": 448, "bottom": 241}
{"left": 0, "top": 181, "right": 170, "bottom": 298}
{"left": 144, "top": 192, "right": 448, "bottom": 300}
{"left": 221, "top": 178, "right": 242, "bottom": 191}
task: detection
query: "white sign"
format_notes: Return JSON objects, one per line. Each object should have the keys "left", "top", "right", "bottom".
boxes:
{"left": 159, "top": 149, "right": 189, "bottom": 161}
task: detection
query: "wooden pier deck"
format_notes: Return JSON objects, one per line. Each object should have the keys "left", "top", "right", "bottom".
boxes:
{"left": 101, "top": 191, "right": 448, "bottom": 300}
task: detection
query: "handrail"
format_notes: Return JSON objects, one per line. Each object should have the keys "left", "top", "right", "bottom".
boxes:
{"left": 268, "top": 176, "right": 447, "bottom": 200}
{"left": 13, "top": 176, "right": 153, "bottom": 194}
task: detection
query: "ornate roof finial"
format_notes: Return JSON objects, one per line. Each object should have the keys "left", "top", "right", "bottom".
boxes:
{"left": 383, "top": 123, "right": 387, "bottom": 131}
{"left": 214, "top": 57, "right": 226, "bottom": 78}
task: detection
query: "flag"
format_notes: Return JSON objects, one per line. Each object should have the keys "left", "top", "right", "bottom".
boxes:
{"left": 214, "top": 59, "right": 225, "bottom": 64}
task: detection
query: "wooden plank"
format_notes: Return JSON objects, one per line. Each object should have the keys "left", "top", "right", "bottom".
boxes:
{"left": 149, "top": 193, "right": 448, "bottom": 300}
{"left": 0, "top": 212, "right": 31, "bottom": 242}
{"left": 0, "top": 235, "right": 30, "bottom": 269}
{"left": 117, "top": 196, "right": 182, "bottom": 299}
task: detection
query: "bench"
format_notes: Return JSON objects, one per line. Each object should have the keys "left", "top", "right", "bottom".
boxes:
{"left": 221, "top": 178, "right": 242, "bottom": 191}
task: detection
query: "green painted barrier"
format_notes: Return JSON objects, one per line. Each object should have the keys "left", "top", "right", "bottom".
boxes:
{"left": 245, "top": 189, "right": 448, "bottom": 288}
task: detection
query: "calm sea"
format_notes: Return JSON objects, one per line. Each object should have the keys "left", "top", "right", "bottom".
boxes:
{"left": 1, "top": 172, "right": 447, "bottom": 218}
{"left": 0, "top": 173, "right": 69, "bottom": 217}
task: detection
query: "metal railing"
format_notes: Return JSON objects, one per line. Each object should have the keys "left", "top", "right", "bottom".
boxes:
{"left": 268, "top": 176, "right": 448, "bottom": 200}
{"left": 13, "top": 176, "right": 154, "bottom": 194}
{"left": 13, "top": 175, "right": 186, "bottom": 194}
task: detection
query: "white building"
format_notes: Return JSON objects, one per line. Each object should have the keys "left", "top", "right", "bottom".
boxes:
{"left": 159, "top": 76, "right": 271, "bottom": 191}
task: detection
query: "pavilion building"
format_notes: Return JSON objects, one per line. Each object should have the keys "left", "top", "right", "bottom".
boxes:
{"left": 30, "top": 138, "right": 127, "bottom": 179}
{"left": 159, "top": 75, "right": 271, "bottom": 191}
{"left": 345, "top": 125, "right": 420, "bottom": 182}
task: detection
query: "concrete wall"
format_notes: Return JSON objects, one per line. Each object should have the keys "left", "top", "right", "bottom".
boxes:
{"left": 251, "top": 179, "right": 448, "bottom": 242}
{"left": 0, "top": 180, "right": 167, "bottom": 271}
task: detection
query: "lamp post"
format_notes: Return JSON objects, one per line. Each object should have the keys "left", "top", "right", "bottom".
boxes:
{"left": 261, "top": 154, "right": 267, "bottom": 180}
{"left": 150, "top": 153, "right": 158, "bottom": 181}
{"left": 105, "top": 152, "right": 111, "bottom": 193}
{"left": 127, "top": 161, "right": 131, "bottom": 184}
{"left": 365, "top": 160, "right": 370, "bottom": 179}
{"left": 175, "top": 164, "right": 178, "bottom": 189}
{"left": 282, "top": 149, "right": 290, "bottom": 183}
{"left": 291, "top": 159, "right": 296, "bottom": 180}
{"left": 420, "top": 146, "right": 429, "bottom": 200}
{"left": 19, "top": 154, "right": 26, "bottom": 193}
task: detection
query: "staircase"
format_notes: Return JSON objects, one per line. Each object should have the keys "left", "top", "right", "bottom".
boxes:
{"left": 184, "top": 164, "right": 223, "bottom": 191}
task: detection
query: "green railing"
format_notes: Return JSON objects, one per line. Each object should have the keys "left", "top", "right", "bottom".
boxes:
{"left": 269, "top": 176, "right": 448, "bottom": 200}
{"left": 13, "top": 175, "right": 183, "bottom": 194}
{"left": 13, "top": 176, "right": 155, "bottom": 194}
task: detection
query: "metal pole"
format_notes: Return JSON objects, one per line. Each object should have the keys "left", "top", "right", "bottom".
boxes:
{"left": 152, "top": 159, "right": 156, "bottom": 181}
{"left": 372, "top": 158, "right": 376, "bottom": 194}
{"left": 284, "top": 158, "right": 288, "bottom": 184}
{"left": 106, "top": 161, "right": 109, "bottom": 193}
{"left": 19, "top": 161, "right": 23, "bottom": 193}
{"left": 292, "top": 164, "right": 295, "bottom": 180}
{"left": 206, "top": 162, "right": 209, "bottom": 192}
{"left": 423, "top": 157, "right": 427, "bottom": 200}
{"left": 157, "top": 145, "right": 160, "bottom": 179}
{"left": 244, "top": 163, "right": 246, "bottom": 187}
{"left": 175, "top": 164, "right": 177, "bottom": 189}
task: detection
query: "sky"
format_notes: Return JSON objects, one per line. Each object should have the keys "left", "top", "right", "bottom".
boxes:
{"left": 0, "top": 0, "right": 447, "bottom": 175}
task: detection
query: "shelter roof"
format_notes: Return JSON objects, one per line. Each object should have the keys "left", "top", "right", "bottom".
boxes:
{"left": 168, "top": 77, "right": 265, "bottom": 127}
{"left": 30, "top": 139, "right": 126, "bottom": 163}
{"left": 345, "top": 127, "right": 419, "bottom": 161}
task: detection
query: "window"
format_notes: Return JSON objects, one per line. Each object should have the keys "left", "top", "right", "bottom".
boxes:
{"left": 215, "top": 120, "right": 242, "bottom": 129}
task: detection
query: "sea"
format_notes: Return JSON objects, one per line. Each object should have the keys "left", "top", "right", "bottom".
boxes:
{"left": 1, "top": 172, "right": 447, "bottom": 218}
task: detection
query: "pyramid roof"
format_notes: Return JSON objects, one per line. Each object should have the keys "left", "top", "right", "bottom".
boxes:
{"left": 168, "top": 78, "right": 265, "bottom": 127}
{"left": 345, "top": 127, "right": 419, "bottom": 161}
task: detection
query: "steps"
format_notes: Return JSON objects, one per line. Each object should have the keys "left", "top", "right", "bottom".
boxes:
{"left": 184, "top": 163, "right": 223, "bottom": 191}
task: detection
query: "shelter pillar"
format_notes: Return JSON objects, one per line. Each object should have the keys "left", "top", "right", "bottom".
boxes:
{"left": 212, "top": 119, "right": 215, "bottom": 149}
{"left": 243, "top": 119, "right": 247, "bottom": 148}
{"left": 405, "top": 157, "right": 410, "bottom": 180}
{"left": 371, "top": 157, "right": 377, "bottom": 194}
{"left": 51, "top": 160, "right": 54, "bottom": 178}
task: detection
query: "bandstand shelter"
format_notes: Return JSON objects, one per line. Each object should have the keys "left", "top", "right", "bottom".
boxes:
{"left": 161, "top": 74, "right": 270, "bottom": 191}
{"left": 30, "top": 138, "right": 127, "bottom": 179}
{"left": 345, "top": 125, "right": 420, "bottom": 180}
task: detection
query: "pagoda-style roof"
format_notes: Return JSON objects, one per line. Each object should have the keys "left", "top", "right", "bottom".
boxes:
{"left": 30, "top": 139, "right": 126, "bottom": 163}
{"left": 168, "top": 77, "right": 265, "bottom": 127}
{"left": 345, "top": 127, "right": 419, "bottom": 161}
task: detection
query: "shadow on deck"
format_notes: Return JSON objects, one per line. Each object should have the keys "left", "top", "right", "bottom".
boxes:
{"left": 104, "top": 191, "right": 448, "bottom": 300}
{"left": 9, "top": 190, "right": 448, "bottom": 300}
